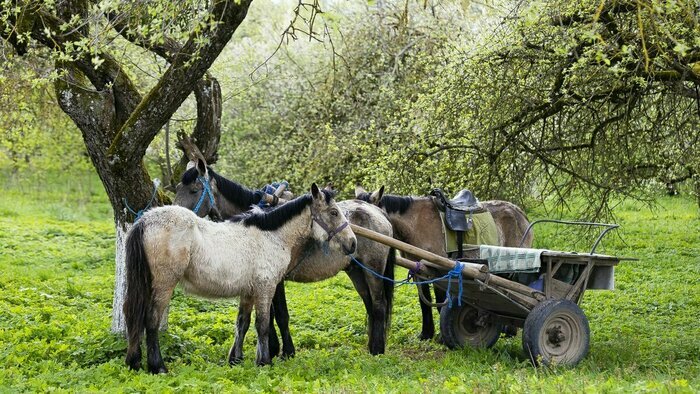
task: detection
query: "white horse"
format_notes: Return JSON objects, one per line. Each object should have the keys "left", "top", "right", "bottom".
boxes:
{"left": 123, "top": 184, "right": 356, "bottom": 373}
{"left": 174, "top": 160, "right": 396, "bottom": 357}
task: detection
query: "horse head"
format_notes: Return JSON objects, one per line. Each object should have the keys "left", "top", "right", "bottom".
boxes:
{"left": 354, "top": 184, "right": 385, "bottom": 206}
{"left": 174, "top": 158, "right": 223, "bottom": 221}
{"left": 311, "top": 183, "right": 356, "bottom": 255}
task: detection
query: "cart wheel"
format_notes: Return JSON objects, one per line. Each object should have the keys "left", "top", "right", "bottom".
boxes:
{"left": 440, "top": 300, "right": 502, "bottom": 350}
{"left": 522, "top": 299, "right": 590, "bottom": 366}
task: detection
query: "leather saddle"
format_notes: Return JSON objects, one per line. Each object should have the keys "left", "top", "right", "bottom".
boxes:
{"left": 430, "top": 188, "right": 484, "bottom": 230}
{"left": 430, "top": 188, "right": 484, "bottom": 258}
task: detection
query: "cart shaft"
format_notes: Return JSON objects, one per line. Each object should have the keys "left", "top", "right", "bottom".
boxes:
{"left": 350, "top": 224, "right": 544, "bottom": 303}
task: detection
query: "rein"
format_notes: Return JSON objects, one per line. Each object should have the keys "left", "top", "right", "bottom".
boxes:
{"left": 192, "top": 176, "right": 215, "bottom": 215}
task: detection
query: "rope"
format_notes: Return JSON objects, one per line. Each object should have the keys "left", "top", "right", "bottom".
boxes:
{"left": 445, "top": 262, "right": 464, "bottom": 308}
{"left": 123, "top": 179, "right": 160, "bottom": 221}
{"left": 350, "top": 255, "right": 466, "bottom": 308}
{"left": 350, "top": 255, "right": 412, "bottom": 285}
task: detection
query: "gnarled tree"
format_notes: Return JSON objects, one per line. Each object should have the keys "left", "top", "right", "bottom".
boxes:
{"left": 1, "top": 0, "right": 252, "bottom": 332}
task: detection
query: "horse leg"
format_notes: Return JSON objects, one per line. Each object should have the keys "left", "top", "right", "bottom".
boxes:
{"left": 432, "top": 285, "right": 448, "bottom": 344}
{"left": 268, "top": 302, "right": 280, "bottom": 359}
{"left": 254, "top": 294, "right": 274, "bottom": 366}
{"left": 364, "top": 271, "right": 388, "bottom": 355}
{"left": 272, "top": 281, "right": 295, "bottom": 359}
{"left": 145, "top": 287, "right": 174, "bottom": 374}
{"left": 228, "top": 296, "right": 254, "bottom": 365}
{"left": 417, "top": 284, "right": 435, "bottom": 340}
{"left": 125, "top": 329, "right": 143, "bottom": 371}
{"left": 345, "top": 266, "right": 374, "bottom": 351}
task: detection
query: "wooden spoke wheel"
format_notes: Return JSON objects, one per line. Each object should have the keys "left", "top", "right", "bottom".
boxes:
{"left": 522, "top": 299, "right": 590, "bottom": 366}
{"left": 440, "top": 300, "right": 502, "bottom": 349}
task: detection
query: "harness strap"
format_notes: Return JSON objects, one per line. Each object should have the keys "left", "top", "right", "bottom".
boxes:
{"left": 313, "top": 215, "right": 349, "bottom": 241}
{"left": 456, "top": 231, "right": 464, "bottom": 259}
{"left": 193, "top": 176, "right": 215, "bottom": 214}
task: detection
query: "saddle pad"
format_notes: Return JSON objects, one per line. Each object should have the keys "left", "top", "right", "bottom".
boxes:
{"left": 480, "top": 245, "right": 546, "bottom": 274}
{"left": 441, "top": 211, "right": 499, "bottom": 254}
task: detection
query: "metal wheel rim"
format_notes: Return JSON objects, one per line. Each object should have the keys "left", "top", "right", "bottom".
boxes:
{"left": 538, "top": 312, "right": 584, "bottom": 362}
{"left": 455, "top": 306, "right": 497, "bottom": 348}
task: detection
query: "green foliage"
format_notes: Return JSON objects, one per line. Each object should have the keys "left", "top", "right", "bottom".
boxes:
{"left": 208, "top": 0, "right": 699, "bottom": 214}
{"left": 1, "top": 169, "right": 699, "bottom": 391}
{"left": 0, "top": 58, "right": 90, "bottom": 172}
{"left": 213, "top": 2, "right": 467, "bottom": 198}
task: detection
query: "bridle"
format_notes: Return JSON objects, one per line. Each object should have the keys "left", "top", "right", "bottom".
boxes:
{"left": 312, "top": 212, "right": 349, "bottom": 242}
{"left": 192, "top": 176, "right": 215, "bottom": 215}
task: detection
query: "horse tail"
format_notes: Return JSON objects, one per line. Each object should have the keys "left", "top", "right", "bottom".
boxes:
{"left": 383, "top": 248, "right": 396, "bottom": 329}
{"left": 123, "top": 220, "right": 151, "bottom": 361}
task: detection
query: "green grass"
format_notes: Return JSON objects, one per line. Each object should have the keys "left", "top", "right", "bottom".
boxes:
{"left": 1, "top": 170, "right": 699, "bottom": 392}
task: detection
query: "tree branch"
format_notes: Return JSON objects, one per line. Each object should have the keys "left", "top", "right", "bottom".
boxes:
{"left": 29, "top": 8, "right": 142, "bottom": 129}
{"left": 107, "top": 0, "right": 252, "bottom": 169}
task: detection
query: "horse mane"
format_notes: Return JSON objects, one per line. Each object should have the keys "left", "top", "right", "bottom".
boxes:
{"left": 357, "top": 192, "right": 413, "bottom": 214}
{"left": 181, "top": 167, "right": 263, "bottom": 209}
{"left": 181, "top": 167, "right": 199, "bottom": 185}
{"left": 380, "top": 195, "right": 413, "bottom": 214}
{"left": 229, "top": 189, "right": 334, "bottom": 231}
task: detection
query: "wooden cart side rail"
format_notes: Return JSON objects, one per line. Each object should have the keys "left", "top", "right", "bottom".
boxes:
{"left": 350, "top": 224, "right": 545, "bottom": 303}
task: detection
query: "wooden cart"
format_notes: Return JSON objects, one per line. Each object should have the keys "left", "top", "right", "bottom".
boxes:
{"left": 350, "top": 220, "right": 632, "bottom": 366}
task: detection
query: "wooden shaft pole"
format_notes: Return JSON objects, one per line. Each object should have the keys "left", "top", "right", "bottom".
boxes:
{"left": 396, "top": 256, "right": 434, "bottom": 276}
{"left": 350, "top": 224, "right": 544, "bottom": 302}
{"left": 351, "top": 224, "right": 487, "bottom": 272}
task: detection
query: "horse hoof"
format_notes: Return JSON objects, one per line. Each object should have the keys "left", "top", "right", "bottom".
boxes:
{"left": 281, "top": 351, "right": 295, "bottom": 360}
{"left": 418, "top": 332, "right": 434, "bottom": 341}
{"left": 148, "top": 365, "right": 168, "bottom": 374}
{"left": 126, "top": 355, "right": 142, "bottom": 371}
{"left": 256, "top": 358, "right": 272, "bottom": 367}
{"left": 229, "top": 356, "right": 243, "bottom": 366}
{"left": 502, "top": 325, "right": 518, "bottom": 338}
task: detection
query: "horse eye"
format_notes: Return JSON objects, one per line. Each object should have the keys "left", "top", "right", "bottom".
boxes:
{"left": 190, "top": 189, "right": 199, "bottom": 194}
{"left": 330, "top": 209, "right": 339, "bottom": 217}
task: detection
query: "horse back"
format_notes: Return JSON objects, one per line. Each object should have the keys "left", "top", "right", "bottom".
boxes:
{"left": 481, "top": 200, "right": 532, "bottom": 247}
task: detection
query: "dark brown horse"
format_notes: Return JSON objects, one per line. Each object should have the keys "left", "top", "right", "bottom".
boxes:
{"left": 174, "top": 159, "right": 395, "bottom": 356}
{"left": 355, "top": 185, "right": 533, "bottom": 340}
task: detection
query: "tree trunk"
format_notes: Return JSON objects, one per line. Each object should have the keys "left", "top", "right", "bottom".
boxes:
{"left": 5, "top": 0, "right": 252, "bottom": 335}
{"left": 111, "top": 220, "right": 131, "bottom": 333}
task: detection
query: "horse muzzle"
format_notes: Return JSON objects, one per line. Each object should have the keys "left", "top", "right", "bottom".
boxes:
{"left": 343, "top": 238, "right": 357, "bottom": 255}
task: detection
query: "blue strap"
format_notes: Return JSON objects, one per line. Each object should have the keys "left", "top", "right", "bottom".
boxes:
{"left": 193, "top": 176, "right": 215, "bottom": 214}
{"left": 445, "top": 262, "right": 464, "bottom": 308}
{"left": 123, "top": 180, "right": 159, "bottom": 221}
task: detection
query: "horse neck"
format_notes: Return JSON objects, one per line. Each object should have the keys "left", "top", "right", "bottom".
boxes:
{"left": 214, "top": 193, "right": 247, "bottom": 218}
{"left": 209, "top": 171, "right": 260, "bottom": 218}
{"left": 386, "top": 197, "right": 447, "bottom": 256}
{"left": 274, "top": 205, "right": 314, "bottom": 260}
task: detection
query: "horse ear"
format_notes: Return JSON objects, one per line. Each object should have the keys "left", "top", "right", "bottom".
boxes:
{"left": 196, "top": 158, "right": 207, "bottom": 177}
{"left": 370, "top": 186, "right": 385, "bottom": 204}
{"left": 311, "top": 183, "right": 321, "bottom": 200}
{"left": 354, "top": 185, "right": 367, "bottom": 197}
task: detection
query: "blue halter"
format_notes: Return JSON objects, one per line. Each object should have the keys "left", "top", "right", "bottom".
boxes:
{"left": 192, "top": 176, "right": 215, "bottom": 215}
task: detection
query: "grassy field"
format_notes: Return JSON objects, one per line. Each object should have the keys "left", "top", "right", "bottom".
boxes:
{"left": 1, "top": 170, "right": 699, "bottom": 393}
